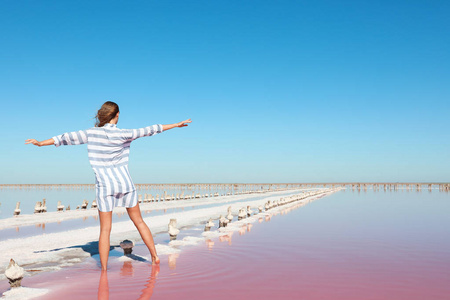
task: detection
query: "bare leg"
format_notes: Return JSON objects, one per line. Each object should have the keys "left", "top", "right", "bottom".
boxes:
{"left": 126, "top": 204, "right": 160, "bottom": 264}
{"left": 98, "top": 210, "right": 113, "bottom": 270}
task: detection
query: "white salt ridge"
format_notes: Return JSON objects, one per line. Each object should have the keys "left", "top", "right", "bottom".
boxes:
{"left": 155, "top": 244, "right": 181, "bottom": 255}
{"left": 116, "top": 254, "right": 146, "bottom": 262}
{"left": 202, "top": 230, "right": 223, "bottom": 239}
{"left": 169, "top": 236, "right": 205, "bottom": 247}
{"left": 0, "top": 189, "right": 306, "bottom": 230}
{"left": 2, "top": 287, "right": 48, "bottom": 300}
{"left": 117, "top": 255, "right": 134, "bottom": 262}
{"left": 0, "top": 189, "right": 338, "bottom": 282}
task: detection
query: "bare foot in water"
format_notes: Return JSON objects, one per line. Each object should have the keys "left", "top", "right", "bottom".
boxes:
{"left": 152, "top": 256, "right": 160, "bottom": 265}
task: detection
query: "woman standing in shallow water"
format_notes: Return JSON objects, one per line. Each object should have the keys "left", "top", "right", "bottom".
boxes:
{"left": 25, "top": 101, "right": 192, "bottom": 270}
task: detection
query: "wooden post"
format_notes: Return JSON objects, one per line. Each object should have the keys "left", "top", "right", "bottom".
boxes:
{"left": 247, "top": 205, "right": 252, "bottom": 216}
{"left": 238, "top": 208, "right": 246, "bottom": 220}
{"left": 81, "top": 200, "right": 89, "bottom": 210}
{"left": 14, "top": 202, "right": 21, "bottom": 216}
{"left": 120, "top": 240, "right": 134, "bottom": 255}
{"left": 57, "top": 201, "right": 65, "bottom": 212}
{"left": 226, "top": 206, "right": 233, "bottom": 222}
{"left": 168, "top": 219, "right": 179, "bottom": 240}
{"left": 219, "top": 215, "right": 228, "bottom": 228}
{"left": 5, "top": 259, "right": 24, "bottom": 288}
{"left": 42, "top": 199, "right": 47, "bottom": 213}
{"left": 204, "top": 218, "right": 214, "bottom": 231}
{"left": 34, "top": 201, "right": 42, "bottom": 214}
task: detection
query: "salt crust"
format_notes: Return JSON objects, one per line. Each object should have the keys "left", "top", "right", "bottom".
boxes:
{"left": 2, "top": 287, "right": 49, "bottom": 300}
{"left": 117, "top": 255, "right": 133, "bottom": 262}
{"left": 169, "top": 236, "right": 205, "bottom": 247}
{"left": 0, "top": 189, "right": 335, "bottom": 282}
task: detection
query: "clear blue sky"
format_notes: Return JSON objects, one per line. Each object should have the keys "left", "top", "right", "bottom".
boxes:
{"left": 0, "top": 1, "right": 448, "bottom": 184}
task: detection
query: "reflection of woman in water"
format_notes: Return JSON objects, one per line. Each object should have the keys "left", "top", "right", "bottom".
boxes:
{"left": 26, "top": 101, "right": 191, "bottom": 269}
{"left": 98, "top": 262, "right": 159, "bottom": 300}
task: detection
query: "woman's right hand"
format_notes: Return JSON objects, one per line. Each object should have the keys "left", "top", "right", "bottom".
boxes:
{"left": 25, "top": 138, "right": 55, "bottom": 147}
{"left": 25, "top": 139, "right": 41, "bottom": 147}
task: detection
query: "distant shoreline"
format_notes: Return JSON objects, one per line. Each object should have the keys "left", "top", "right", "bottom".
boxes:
{"left": 1, "top": 182, "right": 449, "bottom": 187}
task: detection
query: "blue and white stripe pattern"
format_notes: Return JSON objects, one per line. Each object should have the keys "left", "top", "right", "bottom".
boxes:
{"left": 52, "top": 123, "right": 163, "bottom": 212}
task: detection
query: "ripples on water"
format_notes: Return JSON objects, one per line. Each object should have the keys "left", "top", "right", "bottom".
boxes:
{"left": 3, "top": 189, "right": 450, "bottom": 299}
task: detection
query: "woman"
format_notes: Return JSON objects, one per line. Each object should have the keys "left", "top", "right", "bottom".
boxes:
{"left": 25, "top": 101, "right": 191, "bottom": 270}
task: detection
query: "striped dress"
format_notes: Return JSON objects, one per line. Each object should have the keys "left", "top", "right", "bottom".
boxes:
{"left": 52, "top": 123, "right": 164, "bottom": 212}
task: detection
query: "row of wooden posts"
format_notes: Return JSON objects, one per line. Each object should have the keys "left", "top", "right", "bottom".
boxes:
{"left": 211, "top": 188, "right": 331, "bottom": 231}
{"left": 122, "top": 188, "right": 335, "bottom": 255}
{"left": 13, "top": 199, "right": 98, "bottom": 216}
{"left": 11, "top": 188, "right": 293, "bottom": 216}
{"left": 351, "top": 183, "right": 450, "bottom": 191}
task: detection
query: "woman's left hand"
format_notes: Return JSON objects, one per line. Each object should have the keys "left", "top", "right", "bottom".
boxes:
{"left": 177, "top": 119, "right": 192, "bottom": 128}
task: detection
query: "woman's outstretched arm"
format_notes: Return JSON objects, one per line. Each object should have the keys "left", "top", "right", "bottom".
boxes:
{"left": 26, "top": 130, "right": 88, "bottom": 147}
{"left": 121, "top": 119, "right": 192, "bottom": 142}
{"left": 162, "top": 119, "right": 192, "bottom": 131}
{"left": 25, "top": 138, "right": 55, "bottom": 147}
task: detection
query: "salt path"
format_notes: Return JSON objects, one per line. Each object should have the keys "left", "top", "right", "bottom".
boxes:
{"left": 0, "top": 188, "right": 305, "bottom": 230}
{"left": 0, "top": 188, "right": 340, "bottom": 292}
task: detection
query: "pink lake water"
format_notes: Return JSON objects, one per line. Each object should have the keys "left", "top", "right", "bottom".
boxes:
{"left": 2, "top": 189, "right": 450, "bottom": 299}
